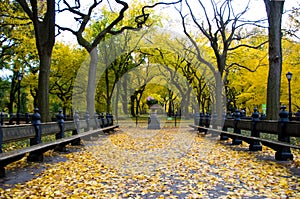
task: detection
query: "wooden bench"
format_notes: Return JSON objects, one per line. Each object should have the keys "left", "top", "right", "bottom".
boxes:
{"left": 190, "top": 124, "right": 300, "bottom": 149}
{"left": 0, "top": 117, "right": 119, "bottom": 178}
{"left": 190, "top": 121, "right": 300, "bottom": 162}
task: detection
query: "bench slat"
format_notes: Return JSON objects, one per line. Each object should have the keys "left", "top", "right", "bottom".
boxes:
{"left": 0, "top": 125, "right": 119, "bottom": 162}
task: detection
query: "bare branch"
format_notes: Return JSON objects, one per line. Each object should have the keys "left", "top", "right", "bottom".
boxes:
{"left": 228, "top": 40, "right": 268, "bottom": 51}
{"left": 176, "top": 5, "right": 216, "bottom": 74}
{"left": 16, "top": 0, "right": 34, "bottom": 20}
{"left": 226, "top": 62, "right": 265, "bottom": 73}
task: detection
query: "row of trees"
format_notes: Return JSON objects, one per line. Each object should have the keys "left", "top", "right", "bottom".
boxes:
{"left": 1, "top": 0, "right": 300, "bottom": 121}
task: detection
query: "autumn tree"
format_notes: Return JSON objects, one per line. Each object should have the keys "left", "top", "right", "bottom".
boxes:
{"left": 225, "top": 33, "right": 269, "bottom": 113}
{"left": 15, "top": 0, "right": 55, "bottom": 122}
{"left": 57, "top": 0, "right": 180, "bottom": 117}
{"left": 49, "top": 42, "right": 87, "bottom": 115}
{"left": 93, "top": 29, "right": 148, "bottom": 113}
{"left": 1, "top": 1, "right": 39, "bottom": 114}
{"left": 148, "top": 47, "right": 203, "bottom": 117}
{"left": 264, "top": 0, "right": 285, "bottom": 119}
{"left": 177, "top": 0, "right": 267, "bottom": 118}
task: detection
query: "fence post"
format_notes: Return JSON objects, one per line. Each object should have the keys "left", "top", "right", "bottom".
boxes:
{"left": 25, "top": 113, "right": 30, "bottom": 124}
{"left": 204, "top": 112, "right": 210, "bottom": 134}
{"left": 211, "top": 112, "right": 218, "bottom": 137}
{"left": 105, "top": 112, "right": 109, "bottom": 127}
{"left": 0, "top": 121, "right": 4, "bottom": 177}
{"left": 107, "top": 113, "right": 113, "bottom": 126}
{"left": 175, "top": 112, "right": 177, "bottom": 127}
{"left": 296, "top": 110, "right": 300, "bottom": 121}
{"left": 240, "top": 109, "right": 246, "bottom": 118}
{"left": 196, "top": 112, "right": 204, "bottom": 133}
{"left": 199, "top": 112, "right": 204, "bottom": 127}
{"left": 99, "top": 113, "right": 104, "bottom": 128}
{"left": 55, "top": 110, "right": 66, "bottom": 152}
{"left": 27, "top": 108, "right": 43, "bottom": 162}
{"left": 0, "top": 122, "right": 2, "bottom": 153}
{"left": 94, "top": 113, "right": 99, "bottom": 129}
{"left": 232, "top": 109, "right": 242, "bottom": 145}
{"left": 275, "top": 106, "right": 294, "bottom": 161}
{"left": 85, "top": 111, "right": 90, "bottom": 131}
{"left": 220, "top": 112, "right": 229, "bottom": 140}
{"left": 56, "top": 110, "right": 65, "bottom": 139}
{"left": 72, "top": 110, "right": 81, "bottom": 145}
{"left": 194, "top": 112, "right": 199, "bottom": 126}
{"left": 249, "top": 108, "right": 262, "bottom": 151}
{"left": 0, "top": 111, "right": 3, "bottom": 125}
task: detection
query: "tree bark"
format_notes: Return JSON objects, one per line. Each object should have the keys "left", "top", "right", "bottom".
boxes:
{"left": 121, "top": 75, "right": 128, "bottom": 115}
{"left": 37, "top": 53, "right": 51, "bottom": 121}
{"left": 264, "top": 0, "right": 284, "bottom": 120}
{"left": 105, "top": 66, "right": 110, "bottom": 113}
{"left": 130, "top": 95, "right": 135, "bottom": 117}
{"left": 8, "top": 73, "right": 17, "bottom": 114}
{"left": 215, "top": 71, "right": 225, "bottom": 119}
{"left": 86, "top": 48, "right": 98, "bottom": 116}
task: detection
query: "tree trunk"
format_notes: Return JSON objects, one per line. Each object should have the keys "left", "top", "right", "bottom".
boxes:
{"left": 30, "top": 86, "right": 38, "bottom": 108}
{"left": 105, "top": 68, "right": 110, "bottom": 113}
{"left": 17, "top": 0, "right": 56, "bottom": 122}
{"left": 115, "top": 81, "right": 121, "bottom": 120}
{"left": 86, "top": 48, "right": 98, "bottom": 116}
{"left": 37, "top": 54, "right": 51, "bottom": 121}
{"left": 121, "top": 76, "right": 128, "bottom": 115}
{"left": 8, "top": 78, "right": 16, "bottom": 114}
{"left": 130, "top": 95, "right": 135, "bottom": 117}
{"left": 264, "top": 0, "right": 284, "bottom": 120}
{"left": 215, "top": 71, "right": 224, "bottom": 119}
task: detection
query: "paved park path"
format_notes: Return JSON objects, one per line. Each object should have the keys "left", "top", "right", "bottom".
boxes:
{"left": 0, "top": 126, "right": 299, "bottom": 198}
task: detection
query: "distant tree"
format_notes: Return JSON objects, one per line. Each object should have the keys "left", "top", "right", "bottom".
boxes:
{"left": 49, "top": 43, "right": 87, "bottom": 115}
{"left": 57, "top": 0, "right": 180, "bottom": 116}
{"left": 0, "top": 77, "right": 10, "bottom": 112}
{"left": 177, "top": 0, "right": 267, "bottom": 118}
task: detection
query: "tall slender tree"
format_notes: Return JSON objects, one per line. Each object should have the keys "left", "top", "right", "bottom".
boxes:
{"left": 177, "top": 0, "right": 267, "bottom": 117}
{"left": 264, "top": 0, "right": 285, "bottom": 120}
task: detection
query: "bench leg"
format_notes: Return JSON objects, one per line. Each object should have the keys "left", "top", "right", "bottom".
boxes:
{"left": 231, "top": 136, "right": 242, "bottom": 145}
{"left": 27, "top": 152, "right": 44, "bottom": 162}
{"left": 220, "top": 133, "right": 229, "bottom": 140}
{"left": 249, "top": 141, "right": 262, "bottom": 151}
{"left": 71, "top": 129, "right": 81, "bottom": 146}
{"left": 275, "top": 147, "right": 293, "bottom": 161}
{"left": 54, "top": 144, "right": 67, "bottom": 152}
{"left": 0, "top": 166, "right": 5, "bottom": 178}
{"left": 71, "top": 138, "right": 81, "bottom": 145}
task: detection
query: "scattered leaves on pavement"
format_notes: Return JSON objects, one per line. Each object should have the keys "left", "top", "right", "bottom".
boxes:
{"left": 0, "top": 127, "right": 299, "bottom": 198}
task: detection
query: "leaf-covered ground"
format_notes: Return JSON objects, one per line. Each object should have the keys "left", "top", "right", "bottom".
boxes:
{"left": 0, "top": 127, "right": 299, "bottom": 198}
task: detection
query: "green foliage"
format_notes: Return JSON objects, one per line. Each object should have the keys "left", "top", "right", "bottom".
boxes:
{"left": 49, "top": 42, "right": 87, "bottom": 115}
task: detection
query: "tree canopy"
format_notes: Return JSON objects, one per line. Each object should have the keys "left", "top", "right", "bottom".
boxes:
{"left": 1, "top": 0, "right": 300, "bottom": 121}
